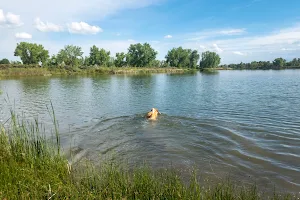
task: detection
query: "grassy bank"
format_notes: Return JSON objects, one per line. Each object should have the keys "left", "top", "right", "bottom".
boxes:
{"left": 0, "top": 65, "right": 196, "bottom": 77}
{"left": 0, "top": 111, "right": 297, "bottom": 199}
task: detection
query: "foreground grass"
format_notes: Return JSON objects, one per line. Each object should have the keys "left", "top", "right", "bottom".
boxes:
{"left": 0, "top": 111, "right": 297, "bottom": 199}
{"left": 0, "top": 66, "right": 195, "bottom": 77}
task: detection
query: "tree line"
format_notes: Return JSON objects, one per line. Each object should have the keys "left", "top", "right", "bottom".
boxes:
{"left": 0, "top": 42, "right": 221, "bottom": 69}
{"left": 220, "top": 58, "right": 300, "bottom": 70}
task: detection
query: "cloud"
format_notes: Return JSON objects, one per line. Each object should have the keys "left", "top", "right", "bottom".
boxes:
{"left": 0, "top": 9, "right": 5, "bottom": 23}
{"left": 199, "top": 45, "right": 206, "bottom": 50}
{"left": 164, "top": 35, "right": 172, "bottom": 39}
{"left": 0, "top": 9, "right": 23, "bottom": 27}
{"left": 281, "top": 48, "right": 296, "bottom": 51}
{"left": 186, "top": 28, "right": 246, "bottom": 41}
{"left": 67, "top": 22, "right": 102, "bottom": 34}
{"left": 233, "top": 51, "right": 245, "bottom": 56}
{"left": 220, "top": 29, "right": 246, "bottom": 35}
{"left": 15, "top": 32, "right": 32, "bottom": 39}
{"left": 213, "top": 44, "right": 223, "bottom": 53}
{"left": 34, "top": 18, "right": 63, "bottom": 32}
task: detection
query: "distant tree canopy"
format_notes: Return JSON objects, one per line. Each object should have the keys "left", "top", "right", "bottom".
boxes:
{"left": 126, "top": 43, "right": 157, "bottom": 67}
{"left": 9, "top": 41, "right": 300, "bottom": 71}
{"left": 14, "top": 42, "right": 49, "bottom": 65}
{"left": 89, "top": 45, "right": 111, "bottom": 66}
{"left": 114, "top": 52, "right": 127, "bottom": 67}
{"left": 0, "top": 58, "right": 10, "bottom": 64}
{"left": 273, "top": 57, "right": 286, "bottom": 68}
{"left": 199, "top": 51, "right": 221, "bottom": 69}
{"left": 165, "top": 47, "right": 200, "bottom": 68}
{"left": 221, "top": 57, "right": 300, "bottom": 70}
{"left": 56, "top": 45, "right": 83, "bottom": 67}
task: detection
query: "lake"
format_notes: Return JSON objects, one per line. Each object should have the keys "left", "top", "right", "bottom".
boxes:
{"left": 1, "top": 70, "right": 300, "bottom": 193}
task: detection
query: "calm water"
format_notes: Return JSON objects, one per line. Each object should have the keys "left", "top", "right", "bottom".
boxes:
{"left": 1, "top": 70, "right": 300, "bottom": 193}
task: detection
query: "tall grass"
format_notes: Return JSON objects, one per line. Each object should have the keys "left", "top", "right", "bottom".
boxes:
{"left": 0, "top": 66, "right": 195, "bottom": 77}
{"left": 0, "top": 68, "right": 51, "bottom": 77}
{"left": 0, "top": 110, "right": 298, "bottom": 199}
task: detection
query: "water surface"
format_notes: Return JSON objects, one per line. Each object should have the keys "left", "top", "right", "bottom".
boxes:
{"left": 1, "top": 70, "right": 300, "bottom": 193}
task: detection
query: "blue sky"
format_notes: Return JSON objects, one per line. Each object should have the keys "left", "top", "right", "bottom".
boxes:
{"left": 1, "top": 0, "right": 300, "bottom": 64}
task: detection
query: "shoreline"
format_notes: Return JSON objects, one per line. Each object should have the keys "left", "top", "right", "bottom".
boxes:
{"left": 1, "top": 66, "right": 299, "bottom": 78}
{"left": 0, "top": 67, "right": 197, "bottom": 78}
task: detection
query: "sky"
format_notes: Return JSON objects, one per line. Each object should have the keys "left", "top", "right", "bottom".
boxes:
{"left": 1, "top": 0, "right": 300, "bottom": 64}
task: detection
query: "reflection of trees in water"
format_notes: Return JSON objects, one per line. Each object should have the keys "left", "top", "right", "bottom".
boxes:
{"left": 20, "top": 77, "right": 51, "bottom": 94}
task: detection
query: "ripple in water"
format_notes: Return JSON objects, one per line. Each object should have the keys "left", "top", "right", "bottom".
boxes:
{"left": 63, "top": 114, "right": 300, "bottom": 193}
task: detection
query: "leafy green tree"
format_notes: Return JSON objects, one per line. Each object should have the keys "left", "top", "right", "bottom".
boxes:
{"left": 107, "top": 57, "right": 115, "bottom": 67}
{"left": 89, "top": 45, "right": 111, "bottom": 66}
{"left": 14, "top": 42, "right": 49, "bottom": 65}
{"left": 149, "top": 60, "right": 160, "bottom": 68}
{"left": 199, "top": 51, "right": 221, "bottom": 69}
{"left": 0, "top": 58, "right": 10, "bottom": 64}
{"left": 46, "top": 55, "right": 58, "bottom": 67}
{"left": 160, "top": 60, "right": 169, "bottom": 68}
{"left": 83, "top": 56, "right": 90, "bottom": 66}
{"left": 165, "top": 47, "right": 190, "bottom": 68}
{"left": 114, "top": 52, "right": 127, "bottom": 67}
{"left": 286, "top": 58, "right": 300, "bottom": 67}
{"left": 189, "top": 50, "right": 200, "bottom": 68}
{"left": 250, "top": 61, "right": 259, "bottom": 69}
{"left": 273, "top": 58, "right": 286, "bottom": 68}
{"left": 165, "top": 47, "right": 199, "bottom": 68}
{"left": 56, "top": 45, "right": 83, "bottom": 67}
{"left": 126, "top": 43, "right": 157, "bottom": 67}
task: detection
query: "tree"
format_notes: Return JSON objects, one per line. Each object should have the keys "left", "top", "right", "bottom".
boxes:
{"left": 126, "top": 43, "right": 157, "bottom": 67}
{"left": 56, "top": 45, "right": 83, "bottom": 67}
{"left": 165, "top": 47, "right": 199, "bottom": 68}
{"left": 107, "top": 57, "right": 115, "bottom": 67}
{"left": 14, "top": 42, "right": 49, "bottom": 65}
{"left": 83, "top": 56, "right": 90, "bottom": 66}
{"left": 46, "top": 55, "right": 58, "bottom": 67}
{"left": 165, "top": 47, "right": 190, "bottom": 68}
{"left": 189, "top": 50, "right": 200, "bottom": 68}
{"left": 199, "top": 51, "right": 221, "bottom": 69}
{"left": 114, "top": 52, "right": 127, "bottom": 67}
{"left": 89, "top": 45, "right": 111, "bottom": 66}
{"left": 250, "top": 61, "right": 259, "bottom": 69}
{"left": 0, "top": 58, "right": 10, "bottom": 64}
{"left": 149, "top": 60, "right": 160, "bottom": 68}
{"left": 273, "top": 58, "right": 286, "bottom": 68}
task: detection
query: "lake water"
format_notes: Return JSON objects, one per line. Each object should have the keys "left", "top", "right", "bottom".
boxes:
{"left": 1, "top": 70, "right": 300, "bottom": 193}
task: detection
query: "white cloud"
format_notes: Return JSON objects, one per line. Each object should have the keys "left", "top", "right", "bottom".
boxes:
{"left": 67, "top": 22, "right": 102, "bottom": 34}
{"left": 6, "top": 12, "right": 22, "bottom": 26}
{"left": 164, "top": 35, "right": 172, "bottom": 39}
{"left": 220, "top": 29, "right": 245, "bottom": 35}
{"left": 199, "top": 45, "right": 206, "bottom": 50}
{"left": 34, "top": 18, "right": 63, "bottom": 32}
{"left": 127, "top": 39, "right": 135, "bottom": 42}
{"left": 186, "top": 28, "right": 245, "bottom": 41}
{"left": 213, "top": 44, "right": 223, "bottom": 53}
{"left": 0, "top": 9, "right": 23, "bottom": 27}
{"left": 233, "top": 51, "right": 245, "bottom": 56}
{"left": 15, "top": 32, "right": 32, "bottom": 39}
{"left": 281, "top": 48, "right": 295, "bottom": 51}
{"left": 0, "top": 9, "right": 5, "bottom": 23}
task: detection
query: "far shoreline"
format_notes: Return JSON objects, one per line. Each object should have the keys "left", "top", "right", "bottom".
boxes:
{"left": 0, "top": 65, "right": 299, "bottom": 78}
